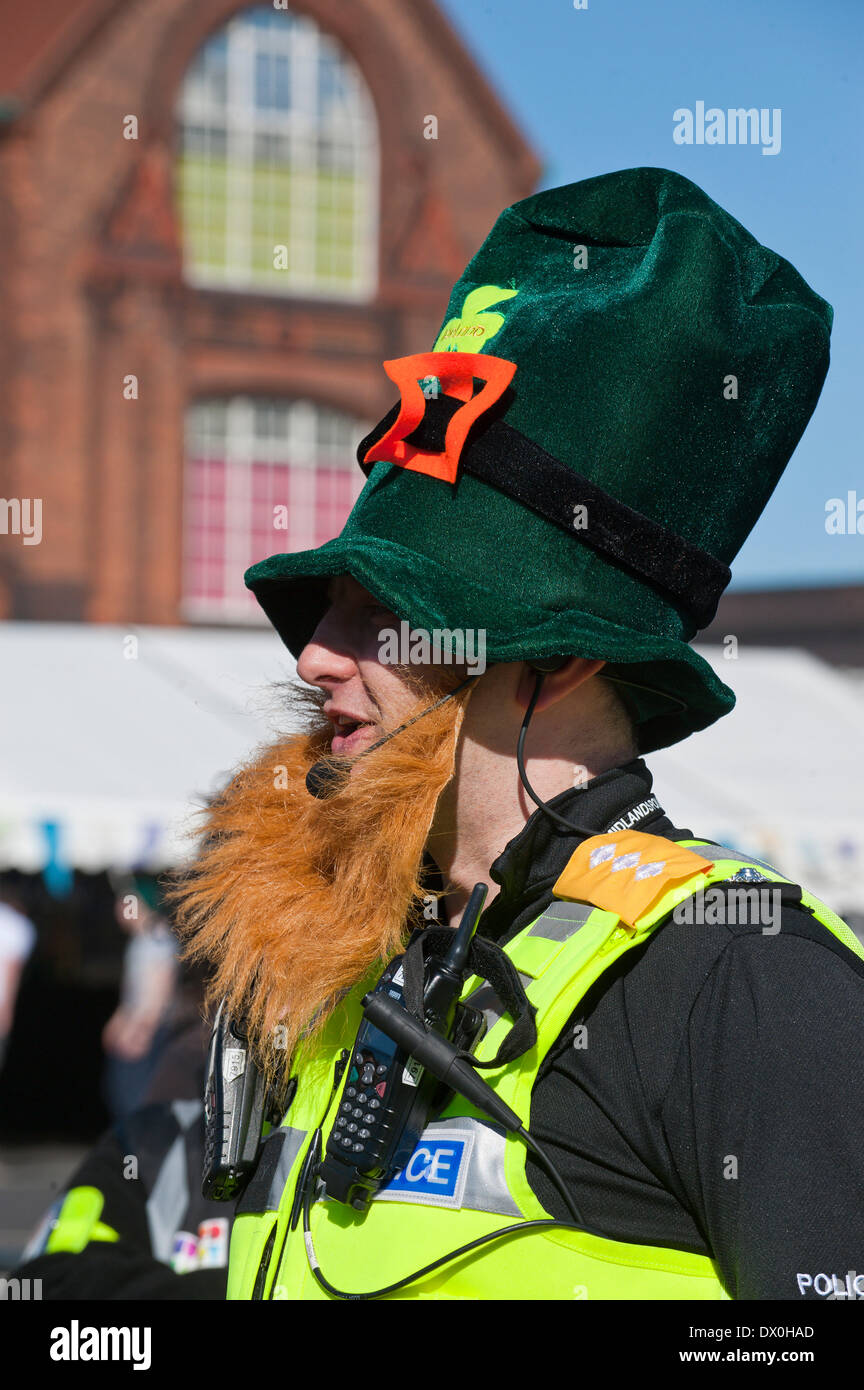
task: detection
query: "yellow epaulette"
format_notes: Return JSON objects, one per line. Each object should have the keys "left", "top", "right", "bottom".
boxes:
{"left": 552, "top": 830, "right": 714, "bottom": 931}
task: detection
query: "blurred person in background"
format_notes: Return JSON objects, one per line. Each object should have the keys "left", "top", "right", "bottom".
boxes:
{"left": 0, "top": 886, "right": 37, "bottom": 1077}
{"left": 12, "top": 1021, "right": 231, "bottom": 1300}
{"left": 10, "top": 924, "right": 226, "bottom": 1299}
{"left": 102, "top": 875, "right": 178, "bottom": 1120}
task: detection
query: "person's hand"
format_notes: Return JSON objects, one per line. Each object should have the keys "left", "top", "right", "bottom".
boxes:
{"left": 114, "top": 1011, "right": 158, "bottom": 1060}
{"left": 101, "top": 1008, "right": 123, "bottom": 1052}
{"left": 102, "top": 1008, "right": 158, "bottom": 1059}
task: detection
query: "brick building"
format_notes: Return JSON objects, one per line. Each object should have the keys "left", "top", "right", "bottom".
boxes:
{"left": 0, "top": 0, "right": 540, "bottom": 626}
{"left": 702, "top": 584, "right": 864, "bottom": 671}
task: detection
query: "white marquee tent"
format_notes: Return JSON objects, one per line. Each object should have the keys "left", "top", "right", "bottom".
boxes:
{"left": 0, "top": 622, "right": 295, "bottom": 875}
{"left": 2, "top": 624, "right": 862, "bottom": 912}
{"left": 650, "top": 645, "right": 864, "bottom": 913}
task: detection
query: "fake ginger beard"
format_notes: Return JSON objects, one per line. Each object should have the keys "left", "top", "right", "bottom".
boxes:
{"left": 172, "top": 673, "right": 472, "bottom": 1094}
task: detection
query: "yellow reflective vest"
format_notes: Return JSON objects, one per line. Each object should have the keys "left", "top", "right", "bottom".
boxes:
{"left": 226, "top": 832, "right": 864, "bottom": 1300}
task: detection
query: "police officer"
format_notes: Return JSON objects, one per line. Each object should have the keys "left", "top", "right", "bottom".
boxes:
{"left": 176, "top": 168, "right": 864, "bottom": 1301}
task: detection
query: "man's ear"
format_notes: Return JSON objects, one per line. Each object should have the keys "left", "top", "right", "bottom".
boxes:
{"left": 516, "top": 657, "right": 606, "bottom": 713}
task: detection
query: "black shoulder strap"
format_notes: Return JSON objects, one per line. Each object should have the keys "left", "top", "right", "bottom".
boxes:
{"left": 401, "top": 927, "right": 538, "bottom": 1068}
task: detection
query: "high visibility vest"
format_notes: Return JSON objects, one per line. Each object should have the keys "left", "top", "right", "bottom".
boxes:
{"left": 227, "top": 832, "right": 864, "bottom": 1301}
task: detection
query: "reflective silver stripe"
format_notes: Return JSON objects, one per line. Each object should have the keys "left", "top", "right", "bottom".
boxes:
{"left": 464, "top": 970, "right": 532, "bottom": 1034}
{"left": 528, "top": 900, "right": 594, "bottom": 941}
{"left": 235, "top": 1125, "right": 308, "bottom": 1215}
{"left": 373, "top": 1115, "right": 521, "bottom": 1217}
{"left": 19, "top": 1196, "right": 63, "bottom": 1264}
{"left": 146, "top": 1133, "right": 188, "bottom": 1264}
{"left": 447, "top": 1118, "right": 520, "bottom": 1217}
{"left": 265, "top": 1127, "right": 307, "bottom": 1210}
{"left": 464, "top": 981, "right": 504, "bottom": 1034}
{"left": 687, "top": 842, "right": 784, "bottom": 876}
{"left": 171, "top": 1098, "right": 202, "bottom": 1131}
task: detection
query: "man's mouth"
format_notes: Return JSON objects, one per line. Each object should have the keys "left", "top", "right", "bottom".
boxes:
{"left": 326, "top": 712, "right": 379, "bottom": 757}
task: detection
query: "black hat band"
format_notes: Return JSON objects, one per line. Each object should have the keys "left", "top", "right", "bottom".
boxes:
{"left": 357, "top": 395, "right": 730, "bottom": 630}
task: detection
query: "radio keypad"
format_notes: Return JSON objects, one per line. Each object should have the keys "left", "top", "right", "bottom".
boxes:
{"left": 332, "top": 1048, "right": 392, "bottom": 1163}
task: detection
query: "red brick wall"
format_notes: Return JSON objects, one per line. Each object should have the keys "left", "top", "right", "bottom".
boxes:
{"left": 0, "top": 0, "right": 540, "bottom": 625}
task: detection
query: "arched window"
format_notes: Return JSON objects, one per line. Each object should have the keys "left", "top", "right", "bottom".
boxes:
{"left": 176, "top": 6, "right": 378, "bottom": 297}
{"left": 183, "top": 397, "right": 368, "bottom": 620}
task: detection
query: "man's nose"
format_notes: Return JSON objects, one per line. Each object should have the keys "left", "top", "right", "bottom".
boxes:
{"left": 296, "top": 613, "right": 358, "bottom": 688}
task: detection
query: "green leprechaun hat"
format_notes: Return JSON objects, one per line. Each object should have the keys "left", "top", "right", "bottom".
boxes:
{"left": 246, "top": 167, "right": 832, "bottom": 752}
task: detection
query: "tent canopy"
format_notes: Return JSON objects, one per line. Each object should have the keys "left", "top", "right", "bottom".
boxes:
{"left": 2, "top": 624, "right": 862, "bottom": 910}
{"left": 1, "top": 623, "right": 295, "bottom": 872}
{"left": 650, "top": 645, "right": 864, "bottom": 911}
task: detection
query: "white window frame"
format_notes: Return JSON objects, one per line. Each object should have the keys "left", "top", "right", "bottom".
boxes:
{"left": 182, "top": 395, "right": 368, "bottom": 624}
{"left": 176, "top": 6, "right": 379, "bottom": 299}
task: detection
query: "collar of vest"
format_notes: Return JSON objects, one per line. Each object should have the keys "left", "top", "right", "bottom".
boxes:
{"left": 477, "top": 759, "right": 670, "bottom": 944}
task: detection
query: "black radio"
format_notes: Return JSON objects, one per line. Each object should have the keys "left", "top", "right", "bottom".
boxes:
{"left": 202, "top": 1000, "right": 268, "bottom": 1201}
{"left": 318, "top": 884, "right": 488, "bottom": 1211}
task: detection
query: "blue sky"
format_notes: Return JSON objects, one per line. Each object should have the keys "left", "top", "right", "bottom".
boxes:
{"left": 436, "top": 0, "right": 863, "bottom": 590}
